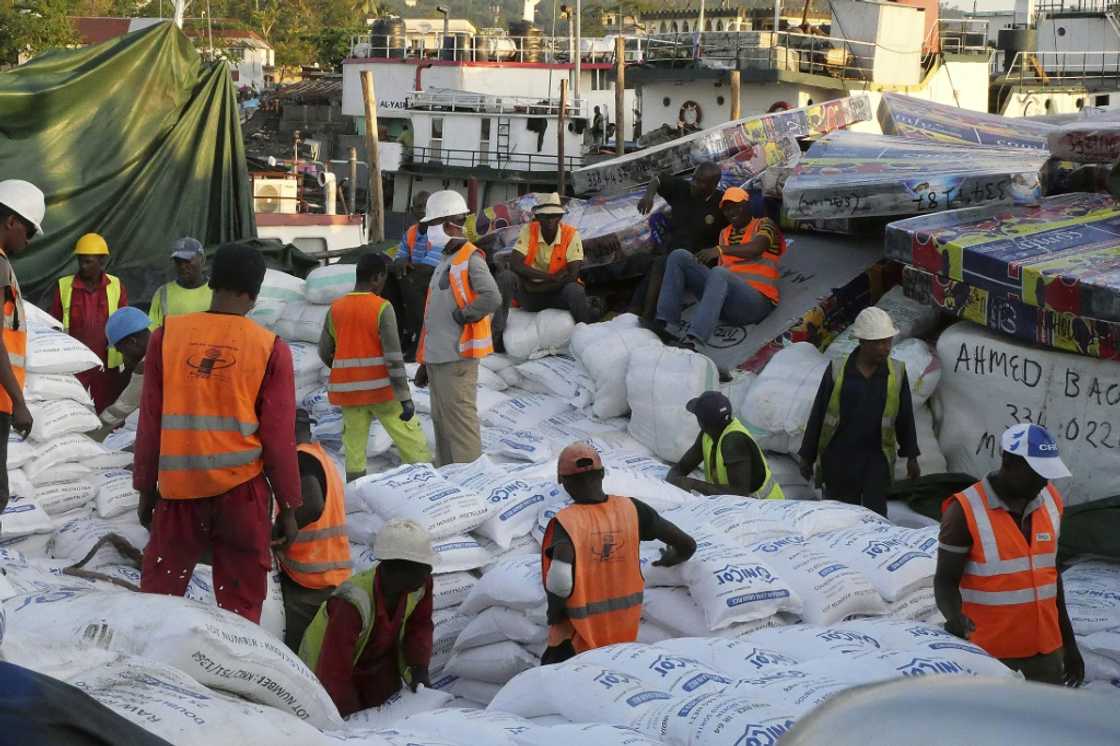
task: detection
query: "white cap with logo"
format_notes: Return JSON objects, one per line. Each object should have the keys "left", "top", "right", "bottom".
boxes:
{"left": 1001, "top": 423, "right": 1072, "bottom": 480}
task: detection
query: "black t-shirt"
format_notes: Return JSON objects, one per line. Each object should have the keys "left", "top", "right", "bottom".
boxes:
{"left": 658, "top": 175, "right": 728, "bottom": 251}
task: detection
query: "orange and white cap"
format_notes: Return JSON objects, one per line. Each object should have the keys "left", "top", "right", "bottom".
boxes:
{"left": 557, "top": 442, "right": 603, "bottom": 478}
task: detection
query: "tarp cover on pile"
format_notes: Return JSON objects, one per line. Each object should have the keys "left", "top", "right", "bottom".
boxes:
{"left": 886, "top": 193, "right": 1120, "bottom": 330}
{"left": 571, "top": 94, "right": 873, "bottom": 196}
{"left": 783, "top": 132, "right": 1047, "bottom": 220}
{"left": 879, "top": 93, "right": 1055, "bottom": 150}
{"left": 0, "top": 22, "right": 254, "bottom": 302}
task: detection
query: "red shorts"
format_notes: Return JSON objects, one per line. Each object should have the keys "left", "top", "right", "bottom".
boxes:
{"left": 140, "top": 473, "right": 272, "bottom": 623}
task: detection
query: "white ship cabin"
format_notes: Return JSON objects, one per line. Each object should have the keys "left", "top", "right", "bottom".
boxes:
{"left": 340, "top": 11, "right": 639, "bottom": 211}
{"left": 983, "top": 0, "right": 1120, "bottom": 116}
{"left": 632, "top": 0, "right": 993, "bottom": 133}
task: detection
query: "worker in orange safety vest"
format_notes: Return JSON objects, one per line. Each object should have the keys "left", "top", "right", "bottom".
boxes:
{"left": 935, "top": 423, "right": 1084, "bottom": 686}
{"left": 649, "top": 186, "right": 785, "bottom": 351}
{"left": 414, "top": 190, "right": 500, "bottom": 466}
{"left": 493, "top": 193, "right": 597, "bottom": 353}
{"left": 275, "top": 409, "right": 353, "bottom": 651}
{"left": 540, "top": 442, "right": 696, "bottom": 664}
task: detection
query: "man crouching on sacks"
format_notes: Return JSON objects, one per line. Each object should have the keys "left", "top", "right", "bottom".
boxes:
{"left": 541, "top": 442, "right": 697, "bottom": 664}
{"left": 299, "top": 519, "right": 435, "bottom": 716}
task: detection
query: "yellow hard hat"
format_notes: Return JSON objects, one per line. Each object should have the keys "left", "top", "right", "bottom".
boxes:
{"left": 75, "top": 233, "right": 109, "bottom": 256}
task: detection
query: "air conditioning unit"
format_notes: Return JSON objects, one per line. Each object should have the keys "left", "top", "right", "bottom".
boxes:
{"left": 254, "top": 176, "right": 298, "bottom": 214}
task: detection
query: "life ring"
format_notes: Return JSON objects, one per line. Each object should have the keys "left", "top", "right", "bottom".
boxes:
{"left": 679, "top": 100, "right": 702, "bottom": 127}
{"left": 767, "top": 101, "right": 792, "bottom": 113}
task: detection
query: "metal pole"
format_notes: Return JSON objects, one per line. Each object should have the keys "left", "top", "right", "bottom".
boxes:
{"left": 574, "top": 0, "right": 582, "bottom": 102}
{"left": 173, "top": 0, "right": 187, "bottom": 28}
{"left": 729, "top": 69, "right": 741, "bottom": 120}
{"left": 699, "top": 0, "right": 705, "bottom": 34}
{"left": 615, "top": 35, "right": 626, "bottom": 157}
{"left": 361, "top": 71, "right": 385, "bottom": 242}
{"left": 773, "top": 0, "right": 781, "bottom": 39}
{"left": 348, "top": 147, "right": 358, "bottom": 215}
{"left": 558, "top": 79, "right": 568, "bottom": 194}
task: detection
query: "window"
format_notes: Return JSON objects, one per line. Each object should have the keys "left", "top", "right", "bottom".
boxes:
{"left": 591, "top": 69, "right": 609, "bottom": 90}
{"left": 430, "top": 117, "right": 444, "bottom": 162}
{"left": 1096, "top": 94, "right": 1111, "bottom": 106}
{"left": 479, "top": 118, "right": 491, "bottom": 166}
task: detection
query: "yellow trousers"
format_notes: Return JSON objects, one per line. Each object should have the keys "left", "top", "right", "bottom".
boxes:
{"left": 341, "top": 400, "right": 431, "bottom": 474}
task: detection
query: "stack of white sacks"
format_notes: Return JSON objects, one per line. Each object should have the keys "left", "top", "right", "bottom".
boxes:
{"left": 1062, "top": 558, "right": 1120, "bottom": 694}
{"left": 2, "top": 305, "right": 140, "bottom": 560}
{"left": 3, "top": 266, "right": 1114, "bottom": 746}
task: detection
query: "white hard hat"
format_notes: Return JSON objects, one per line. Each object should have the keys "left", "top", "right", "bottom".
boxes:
{"left": 0, "top": 180, "right": 46, "bottom": 236}
{"left": 423, "top": 190, "right": 470, "bottom": 224}
{"left": 851, "top": 306, "right": 899, "bottom": 341}
{"left": 373, "top": 519, "right": 437, "bottom": 566}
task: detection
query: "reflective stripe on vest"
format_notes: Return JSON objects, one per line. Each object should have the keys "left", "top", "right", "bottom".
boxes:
{"left": 816, "top": 355, "right": 902, "bottom": 483}
{"left": 524, "top": 222, "right": 575, "bottom": 275}
{"left": 541, "top": 495, "right": 643, "bottom": 654}
{"left": 280, "top": 442, "right": 353, "bottom": 588}
{"left": 0, "top": 249, "right": 26, "bottom": 415}
{"left": 59, "top": 274, "right": 122, "bottom": 369}
{"left": 717, "top": 221, "right": 785, "bottom": 305}
{"left": 297, "top": 563, "right": 426, "bottom": 674}
{"left": 701, "top": 417, "right": 785, "bottom": 500}
{"left": 157, "top": 313, "right": 275, "bottom": 499}
{"left": 327, "top": 293, "right": 394, "bottom": 407}
{"left": 415, "top": 242, "right": 494, "bottom": 363}
{"left": 446, "top": 243, "right": 493, "bottom": 359}
{"left": 949, "top": 479, "right": 1064, "bottom": 659}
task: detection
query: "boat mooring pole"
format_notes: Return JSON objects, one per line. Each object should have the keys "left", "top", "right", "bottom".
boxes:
{"left": 615, "top": 35, "right": 626, "bottom": 157}
{"left": 558, "top": 79, "right": 568, "bottom": 194}
{"left": 361, "top": 71, "right": 385, "bottom": 243}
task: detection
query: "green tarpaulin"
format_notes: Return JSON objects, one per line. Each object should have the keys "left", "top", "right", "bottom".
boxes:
{"left": 0, "top": 22, "right": 255, "bottom": 303}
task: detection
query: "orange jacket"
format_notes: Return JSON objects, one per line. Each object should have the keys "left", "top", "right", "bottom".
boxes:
{"left": 718, "top": 220, "right": 786, "bottom": 304}
{"left": 0, "top": 249, "right": 26, "bottom": 415}
{"left": 279, "top": 442, "right": 353, "bottom": 589}
{"left": 157, "top": 313, "right": 275, "bottom": 499}
{"left": 327, "top": 293, "right": 395, "bottom": 407}
{"left": 542, "top": 495, "right": 644, "bottom": 654}
{"left": 405, "top": 225, "right": 419, "bottom": 260}
{"left": 417, "top": 242, "right": 493, "bottom": 362}
{"left": 946, "top": 478, "right": 1065, "bottom": 659}
{"left": 524, "top": 222, "right": 576, "bottom": 275}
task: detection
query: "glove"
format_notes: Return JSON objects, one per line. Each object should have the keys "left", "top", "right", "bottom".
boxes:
{"left": 451, "top": 308, "right": 467, "bottom": 325}
{"left": 400, "top": 400, "right": 415, "bottom": 422}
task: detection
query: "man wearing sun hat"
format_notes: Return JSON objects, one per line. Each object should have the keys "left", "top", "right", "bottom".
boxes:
{"left": 799, "top": 306, "right": 920, "bottom": 516}
{"left": 49, "top": 232, "right": 128, "bottom": 413}
{"left": 935, "top": 423, "right": 1084, "bottom": 686}
{"left": 493, "top": 192, "right": 594, "bottom": 350}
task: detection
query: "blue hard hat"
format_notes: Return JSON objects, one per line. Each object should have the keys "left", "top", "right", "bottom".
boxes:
{"left": 105, "top": 306, "right": 150, "bottom": 347}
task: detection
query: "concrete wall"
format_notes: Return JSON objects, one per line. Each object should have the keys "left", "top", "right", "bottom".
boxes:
{"left": 830, "top": 0, "right": 923, "bottom": 86}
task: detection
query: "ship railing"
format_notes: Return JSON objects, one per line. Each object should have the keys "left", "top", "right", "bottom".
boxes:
{"left": 642, "top": 31, "right": 883, "bottom": 81}
{"left": 1034, "top": 0, "right": 1118, "bottom": 17}
{"left": 935, "top": 18, "right": 991, "bottom": 55}
{"left": 406, "top": 89, "right": 586, "bottom": 117}
{"left": 348, "top": 33, "right": 641, "bottom": 64}
{"left": 1004, "top": 49, "right": 1120, "bottom": 87}
{"left": 403, "top": 145, "right": 583, "bottom": 171}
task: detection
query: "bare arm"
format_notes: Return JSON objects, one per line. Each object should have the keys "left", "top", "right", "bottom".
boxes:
{"left": 650, "top": 515, "right": 696, "bottom": 567}
{"left": 636, "top": 175, "right": 661, "bottom": 214}
{"left": 934, "top": 547, "right": 970, "bottom": 637}
{"left": 1056, "top": 573, "right": 1085, "bottom": 686}
{"left": 666, "top": 438, "right": 704, "bottom": 489}
{"left": 318, "top": 309, "right": 335, "bottom": 367}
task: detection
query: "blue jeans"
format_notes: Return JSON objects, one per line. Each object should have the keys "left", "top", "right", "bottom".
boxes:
{"left": 656, "top": 249, "right": 774, "bottom": 342}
